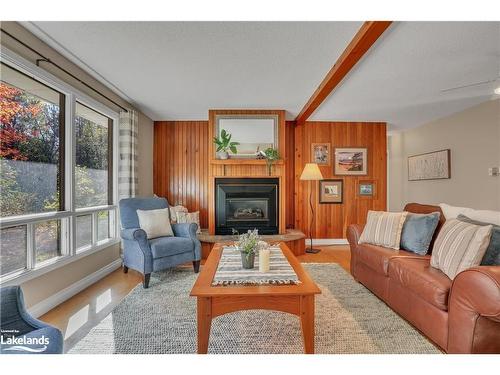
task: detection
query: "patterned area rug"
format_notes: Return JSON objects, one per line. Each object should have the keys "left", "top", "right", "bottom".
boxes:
{"left": 69, "top": 264, "right": 440, "bottom": 354}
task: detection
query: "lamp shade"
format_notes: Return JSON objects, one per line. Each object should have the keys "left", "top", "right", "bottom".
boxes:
{"left": 300, "top": 163, "right": 323, "bottom": 181}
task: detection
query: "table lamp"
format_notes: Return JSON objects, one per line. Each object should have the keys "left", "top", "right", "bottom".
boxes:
{"left": 300, "top": 163, "right": 324, "bottom": 254}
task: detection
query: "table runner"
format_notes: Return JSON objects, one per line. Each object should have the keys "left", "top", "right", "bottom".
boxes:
{"left": 212, "top": 245, "right": 300, "bottom": 286}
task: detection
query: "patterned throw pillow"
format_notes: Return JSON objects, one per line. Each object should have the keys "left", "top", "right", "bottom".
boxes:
{"left": 359, "top": 211, "right": 409, "bottom": 250}
{"left": 430, "top": 219, "right": 492, "bottom": 279}
{"left": 457, "top": 214, "right": 500, "bottom": 266}
{"left": 176, "top": 211, "right": 202, "bottom": 234}
{"left": 169, "top": 205, "right": 188, "bottom": 224}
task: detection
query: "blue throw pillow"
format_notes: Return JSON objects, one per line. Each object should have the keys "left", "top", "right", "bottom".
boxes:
{"left": 400, "top": 212, "right": 440, "bottom": 255}
{"left": 457, "top": 214, "right": 500, "bottom": 266}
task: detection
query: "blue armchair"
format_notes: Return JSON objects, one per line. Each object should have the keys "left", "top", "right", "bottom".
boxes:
{"left": 119, "top": 197, "right": 201, "bottom": 288}
{"left": 0, "top": 286, "right": 63, "bottom": 354}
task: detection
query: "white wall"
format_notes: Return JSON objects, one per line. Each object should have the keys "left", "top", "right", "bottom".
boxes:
{"left": 388, "top": 99, "right": 500, "bottom": 211}
{"left": 137, "top": 112, "right": 154, "bottom": 197}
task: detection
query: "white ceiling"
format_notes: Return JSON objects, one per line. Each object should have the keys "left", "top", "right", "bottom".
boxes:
{"left": 22, "top": 21, "right": 500, "bottom": 130}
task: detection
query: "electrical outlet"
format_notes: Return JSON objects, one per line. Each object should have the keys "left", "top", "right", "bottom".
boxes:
{"left": 489, "top": 167, "right": 500, "bottom": 176}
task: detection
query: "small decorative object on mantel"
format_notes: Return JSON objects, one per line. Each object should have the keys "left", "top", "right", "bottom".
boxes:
{"left": 213, "top": 128, "right": 239, "bottom": 159}
{"left": 235, "top": 229, "right": 260, "bottom": 269}
{"left": 408, "top": 149, "right": 451, "bottom": 181}
{"left": 263, "top": 147, "right": 280, "bottom": 176}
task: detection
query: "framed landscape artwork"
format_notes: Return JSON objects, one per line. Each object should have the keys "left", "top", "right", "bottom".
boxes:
{"left": 334, "top": 148, "right": 367, "bottom": 175}
{"left": 311, "top": 143, "right": 330, "bottom": 165}
{"left": 356, "top": 179, "right": 377, "bottom": 199}
{"left": 319, "top": 179, "right": 343, "bottom": 204}
{"left": 408, "top": 149, "right": 451, "bottom": 181}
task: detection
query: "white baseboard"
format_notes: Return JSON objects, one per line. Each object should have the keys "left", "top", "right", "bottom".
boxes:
{"left": 28, "top": 258, "right": 123, "bottom": 318}
{"left": 308, "top": 238, "right": 349, "bottom": 246}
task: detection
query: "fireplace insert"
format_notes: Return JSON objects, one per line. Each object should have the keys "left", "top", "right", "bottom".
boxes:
{"left": 215, "top": 178, "right": 279, "bottom": 235}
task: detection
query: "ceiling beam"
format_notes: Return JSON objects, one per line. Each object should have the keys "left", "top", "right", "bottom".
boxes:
{"left": 295, "top": 21, "right": 393, "bottom": 124}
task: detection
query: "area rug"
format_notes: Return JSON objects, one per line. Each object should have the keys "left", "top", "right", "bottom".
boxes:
{"left": 69, "top": 264, "right": 440, "bottom": 354}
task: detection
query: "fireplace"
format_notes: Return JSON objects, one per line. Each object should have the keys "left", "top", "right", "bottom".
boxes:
{"left": 215, "top": 178, "right": 279, "bottom": 235}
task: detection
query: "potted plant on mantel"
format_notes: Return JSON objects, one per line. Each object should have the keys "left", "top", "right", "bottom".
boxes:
{"left": 236, "top": 229, "right": 260, "bottom": 269}
{"left": 263, "top": 147, "right": 280, "bottom": 176}
{"left": 213, "top": 129, "right": 239, "bottom": 159}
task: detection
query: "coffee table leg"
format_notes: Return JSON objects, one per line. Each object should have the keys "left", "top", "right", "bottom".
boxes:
{"left": 197, "top": 297, "right": 212, "bottom": 354}
{"left": 300, "top": 295, "right": 315, "bottom": 354}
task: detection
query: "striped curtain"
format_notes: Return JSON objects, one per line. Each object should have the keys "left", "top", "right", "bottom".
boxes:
{"left": 118, "top": 110, "right": 138, "bottom": 200}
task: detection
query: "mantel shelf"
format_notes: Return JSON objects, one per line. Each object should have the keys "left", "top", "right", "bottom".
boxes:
{"left": 210, "top": 159, "right": 284, "bottom": 165}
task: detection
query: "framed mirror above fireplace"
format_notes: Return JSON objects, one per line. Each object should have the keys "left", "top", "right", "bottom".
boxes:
{"left": 215, "top": 114, "right": 279, "bottom": 158}
{"left": 215, "top": 178, "right": 279, "bottom": 235}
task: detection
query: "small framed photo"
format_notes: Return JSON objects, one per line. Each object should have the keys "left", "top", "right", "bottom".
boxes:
{"left": 334, "top": 148, "right": 367, "bottom": 175}
{"left": 311, "top": 143, "right": 330, "bottom": 165}
{"left": 319, "top": 179, "right": 343, "bottom": 204}
{"left": 357, "top": 180, "right": 377, "bottom": 198}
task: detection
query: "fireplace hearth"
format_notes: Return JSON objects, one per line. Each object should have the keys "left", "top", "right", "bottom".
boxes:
{"left": 215, "top": 178, "right": 279, "bottom": 235}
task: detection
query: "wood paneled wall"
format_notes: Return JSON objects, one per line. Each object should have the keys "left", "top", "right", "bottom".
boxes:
{"left": 153, "top": 121, "right": 209, "bottom": 228}
{"left": 153, "top": 120, "right": 387, "bottom": 239}
{"left": 294, "top": 121, "right": 387, "bottom": 239}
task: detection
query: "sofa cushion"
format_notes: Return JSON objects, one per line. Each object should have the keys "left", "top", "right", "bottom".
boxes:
{"left": 439, "top": 203, "right": 500, "bottom": 226}
{"left": 400, "top": 212, "right": 441, "bottom": 255}
{"left": 388, "top": 257, "right": 452, "bottom": 311}
{"left": 149, "top": 237, "right": 193, "bottom": 258}
{"left": 357, "top": 243, "right": 428, "bottom": 276}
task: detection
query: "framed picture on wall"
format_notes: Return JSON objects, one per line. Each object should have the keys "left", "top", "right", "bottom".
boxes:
{"left": 311, "top": 143, "right": 330, "bottom": 165}
{"left": 356, "top": 179, "right": 377, "bottom": 199}
{"left": 408, "top": 149, "right": 451, "bottom": 181}
{"left": 334, "top": 148, "right": 368, "bottom": 175}
{"left": 319, "top": 179, "right": 343, "bottom": 204}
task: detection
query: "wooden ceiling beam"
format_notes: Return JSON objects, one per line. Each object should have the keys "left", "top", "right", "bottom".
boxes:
{"left": 295, "top": 21, "right": 392, "bottom": 124}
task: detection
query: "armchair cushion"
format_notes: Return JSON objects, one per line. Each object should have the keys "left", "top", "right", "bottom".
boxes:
{"left": 137, "top": 207, "right": 174, "bottom": 239}
{"left": 150, "top": 237, "right": 194, "bottom": 258}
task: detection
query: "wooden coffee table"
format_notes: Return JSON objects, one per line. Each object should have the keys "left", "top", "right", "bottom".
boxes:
{"left": 190, "top": 242, "right": 321, "bottom": 354}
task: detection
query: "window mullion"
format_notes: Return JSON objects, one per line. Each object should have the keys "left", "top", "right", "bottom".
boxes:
{"left": 26, "top": 223, "right": 36, "bottom": 270}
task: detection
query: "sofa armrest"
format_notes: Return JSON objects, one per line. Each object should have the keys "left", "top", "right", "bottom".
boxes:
{"left": 347, "top": 224, "right": 364, "bottom": 247}
{"left": 448, "top": 266, "right": 500, "bottom": 353}
{"left": 172, "top": 223, "right": 201, "bottom": 261}
{"left": 347, "top": 224, "right": 364, "bottom": 279}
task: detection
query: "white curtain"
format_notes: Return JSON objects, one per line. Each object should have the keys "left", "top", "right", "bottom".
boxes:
{"left": 118, "top": 110, "right": 138, "bottom": 199}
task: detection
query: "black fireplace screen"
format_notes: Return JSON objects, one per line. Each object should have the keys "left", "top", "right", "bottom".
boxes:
{"left": 215, "top": 178, "right": 278, "bottom": 235}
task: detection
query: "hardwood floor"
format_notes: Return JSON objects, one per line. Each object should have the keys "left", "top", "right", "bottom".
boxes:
{"left": 39, "top": 245, "right": 350, "bottom": 352}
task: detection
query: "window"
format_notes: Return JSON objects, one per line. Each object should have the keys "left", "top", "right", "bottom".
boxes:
{"left": 0, "top": 63, "right": 64, "bottom": 217}
{"left": 75, "top": 102, "right": 112, "bottom": 208}
{"left": 0, "top": 53, "right": 118, "bottom": 282}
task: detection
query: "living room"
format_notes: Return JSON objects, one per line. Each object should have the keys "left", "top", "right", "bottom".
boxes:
{"left": 1, "top": 1, "right": 499, "bottom": 373}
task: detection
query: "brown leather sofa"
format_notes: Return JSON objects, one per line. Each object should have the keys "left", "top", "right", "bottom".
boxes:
{"left": 347, "top": 203, "right": 500, "bottom": 353}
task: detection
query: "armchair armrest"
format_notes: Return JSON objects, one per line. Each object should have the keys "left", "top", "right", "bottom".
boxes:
{"left": 448, "top": 266, "right": 500, "bottom": 353}
{"left": 171, "top": 223, "right": 201, "bottom": 261}
{"left": 172, "top": 222, "right": 198, "bottom": 239}
{"left": 121, "top": 227, "right": 147, "bottom": 242}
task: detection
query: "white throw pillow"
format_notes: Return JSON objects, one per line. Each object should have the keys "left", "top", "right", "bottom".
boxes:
{"left": 431, "top": 219, "right": 492, "bottom": 279}
{"left": 439, "top": 203, "right": 500, "bottom": 226}
{"left": 359, "top": 210, "right": 408, "bottom": 250}
{"left": 176, "top": 211, "right": 201, "bottom": 234}
{"left": 136, "top": 208, "right": 174, "bottom": 239}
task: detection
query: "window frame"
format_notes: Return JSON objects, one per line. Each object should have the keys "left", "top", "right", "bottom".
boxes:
{"left": 0, "top": 48, "right": 120, "bottom": 285}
